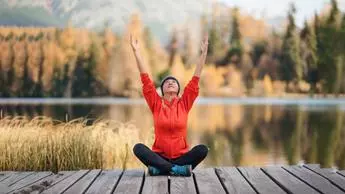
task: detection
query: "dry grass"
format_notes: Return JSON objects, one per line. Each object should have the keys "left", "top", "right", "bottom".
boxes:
{"left": 0, "top": 116, "right": 152, "bottom": 173}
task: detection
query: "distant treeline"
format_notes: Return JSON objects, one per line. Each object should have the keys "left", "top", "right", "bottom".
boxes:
{"left": 0, "top": 0, "right": 345, "bottom": 97}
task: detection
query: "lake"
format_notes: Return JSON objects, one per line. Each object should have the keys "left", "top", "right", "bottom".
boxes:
{"left": 1, "top": 97, "right": 345, "bottom": 170}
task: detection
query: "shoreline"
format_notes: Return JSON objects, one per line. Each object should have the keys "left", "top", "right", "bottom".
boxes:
{"left": 1, "top": 95, "right": 345, "bottom": 105}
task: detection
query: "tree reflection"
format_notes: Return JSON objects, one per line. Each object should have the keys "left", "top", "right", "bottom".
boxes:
{"left": 1, "top": 102, "right": 345, "bottom": 169}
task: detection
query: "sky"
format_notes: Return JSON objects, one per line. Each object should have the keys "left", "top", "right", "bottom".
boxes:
{"left": 218, "top": 0, "right": 345, "bottom": 27}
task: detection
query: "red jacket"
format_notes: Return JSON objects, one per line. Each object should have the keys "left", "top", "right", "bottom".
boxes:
{"left": 140, "top": 73, "right": 199, "bottom": 159}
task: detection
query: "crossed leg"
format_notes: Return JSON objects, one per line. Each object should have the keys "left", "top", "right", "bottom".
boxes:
{"left": 133, "top": 143, "right": 208, "bottom": 174}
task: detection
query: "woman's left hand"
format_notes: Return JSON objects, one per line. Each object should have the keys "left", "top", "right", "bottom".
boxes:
{"left": 200, "top": 34, "right": 209, "bottom": 54}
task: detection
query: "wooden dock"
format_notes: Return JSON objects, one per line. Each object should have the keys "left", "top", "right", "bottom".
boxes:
{"left": 1, "top": 164, "right": 345, "bottom": 194}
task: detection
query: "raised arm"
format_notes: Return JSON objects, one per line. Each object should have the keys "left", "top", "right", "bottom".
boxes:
{"left": 194, "top": 34, "right": 209, "bottom": 77}
{"left": 130, "top": 34, "right": 148, "bottom": 74}
{"left": 181, "top": 34, "right": 208, "bottom": 111}
{"left": 130, "top": 34, "right": 159, "bottom": 112}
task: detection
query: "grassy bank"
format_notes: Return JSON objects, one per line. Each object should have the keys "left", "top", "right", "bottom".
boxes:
{"left": 0, "top": 116, "right": 151, "bottom": 173}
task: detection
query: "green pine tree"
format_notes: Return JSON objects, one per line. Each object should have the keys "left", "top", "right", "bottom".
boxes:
{"left": 280, "top": 3, "right": 302, "bottom": 91}
{"left": 226, "top": 7, "right": 243, "bottom": 66}
{"left": 327, "top": 0, "right": 340, "bottom": 27}
{"left": 316, "top": 0, "right": 341, "bottom": 94}
{"left": 301, "top": 20, "right": 318, "bottom": 95}
{"left": 251, "top": 40, "right": 268, "bottom": 67}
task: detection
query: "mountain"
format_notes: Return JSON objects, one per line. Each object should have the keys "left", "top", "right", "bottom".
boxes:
{"left": 266, "top": 16, "right": 286, "bottom": 32}
{"left": 0, "top": 1, "right": 64, "bottom": 27}
{"left": 0, "top": 0, "right": 211, "bottom": 44}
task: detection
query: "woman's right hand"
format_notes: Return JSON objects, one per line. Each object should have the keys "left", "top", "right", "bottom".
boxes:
{"left": 130, "top": 34, "right": 140, "bottom": 51}
{"left": 130, "top": 34, "right": 146, "bottom": 73}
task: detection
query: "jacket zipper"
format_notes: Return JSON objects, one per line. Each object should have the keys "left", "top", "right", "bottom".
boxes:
{"left": 170, "top": 102, "right": 173, "bottom": 159}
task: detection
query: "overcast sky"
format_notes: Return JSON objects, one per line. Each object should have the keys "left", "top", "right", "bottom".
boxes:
{"left": 218, "top": 0, "right": 345, "bottom": 26}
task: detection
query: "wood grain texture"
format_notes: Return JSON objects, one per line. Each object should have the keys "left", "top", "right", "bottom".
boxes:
{"left": 262, "top": 166, "right": 318, "bottom": 194}
{"left": 113, "top": 169, "right": 144, "bottom": 194}
{"left": 1, "top": 172, "right": 34, "bottom": 187}
{"left": 338, "top": 170, "right": 345, "bottom": 177}
{"left": 283, "top": 165, "right": 344, "bottom": 194}
{"left": 215, "top": 167, "right": 256, "bottom": 194}
{"left": 304, "top": 164, "right": 345, "bottom": 192}
{"left": 84, "top": 169, "right": 122, "bottom": 194}
{"left": 170, "top": 176, "right": 197, "bottom": 194}
{"left": 64, "top": 169, "right": 101, "bottom": 194}
{"left": 141, "top": 173, "right": 168, "bottom": 194}
{"left": 194, "top": 168, "right": 226, "bottom": 194}
{"left": 41, "top": 170, "right": 89, "bottom": 194}
{"left": 12, "top": 171, "right": 76, "bottom": 194}
{"left": 8, "top": 171, "right": 52, "bottom": 192}
{"left": 238, "top": 167, "right": 285, "bottom": 194}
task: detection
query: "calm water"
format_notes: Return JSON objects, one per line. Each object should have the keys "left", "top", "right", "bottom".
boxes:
{"left": 1, "top": 97, "right": 345, "bottom": 169}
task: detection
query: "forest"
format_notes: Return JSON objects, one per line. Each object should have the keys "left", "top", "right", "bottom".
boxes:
{"left": 0, "top": 0, "right": 344, "bottom": 98}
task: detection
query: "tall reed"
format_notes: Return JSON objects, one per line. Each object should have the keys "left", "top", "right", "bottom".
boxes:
{"left": 0, "top": 116, "right": 151, "bottom": 173}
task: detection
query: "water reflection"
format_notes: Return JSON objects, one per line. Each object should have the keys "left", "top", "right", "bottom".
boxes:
{"left": 1, "top": 101, "right": 345, "bottom": 169}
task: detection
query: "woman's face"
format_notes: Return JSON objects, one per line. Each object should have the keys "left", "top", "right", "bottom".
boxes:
{"left": 162, "top": 79, "right": 179, "bottom": 95}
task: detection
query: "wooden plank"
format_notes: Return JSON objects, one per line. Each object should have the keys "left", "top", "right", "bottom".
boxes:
{"left": 0, "top": 171, "right": 13, "bottom": 177}
{"left": 63, "top": 169, "right": 101, "bottom": 194}
{"left": 283, "top": 165, "right": 344, "bottom": 194}
{"left": 238, "top": 167, "right": 285, "bottom": 194}
{"left": 12, "top": 171, "right": 76, "bottom": 194}
{"left": 1, "top": 171, "right": 34, "bottom": 187}
{"left": 304, "top": 164, "right": 345, "bottom": 192}
{"left": 215, "top": 167, "right": 256, "bottom": 194}
{"left": 85, "top": 169, "right": 123, "bottom": 194}
{"left": 41, "top": 170, "right": 90, "bottom": 194}
{"left": 262, "top": 166, "right": 318, "bottom": 194}
{"left": 8, "top": 171, "right": 52, "bottom": 192}
{"left": 194, "top": 168, "right": 226, "bottom": 194}
{"left": 141, "top": 173, "right": 168, "bottom": 194}
{"left": 337, "top": 170, "right": 345, "bottom": 177}
{"left": 0, "top": 172, "right": 16, "bottom": 182}
{"left": 170, "top": 176, "right": 197, "bottom": 194}
{"left": 113, "top": 169, "right": 144, "bottom": 194}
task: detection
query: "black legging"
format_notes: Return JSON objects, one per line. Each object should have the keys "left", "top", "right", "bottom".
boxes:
{"left": 133, "top": 143, "right": 208, "bottom": 174}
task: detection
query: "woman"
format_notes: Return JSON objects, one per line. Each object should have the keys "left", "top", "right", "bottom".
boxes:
{"left": 131, "top": 34, "right": 209, "bottom": 176}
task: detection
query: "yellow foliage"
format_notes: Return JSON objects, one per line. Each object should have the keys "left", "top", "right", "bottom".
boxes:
{"left": 12, "top": 41, "right": 27, "bottom": 78}
{"left": 263, "top": 74, "right": 273, "bottom": 96}
{"left": 199, "top": 65, "right": 225, "bottom": 96}
{"left": 27, "top": 41, "right": 43, "bottom": 83}
{"left": 0, "top": 41, "right": 13, "bottom": 71}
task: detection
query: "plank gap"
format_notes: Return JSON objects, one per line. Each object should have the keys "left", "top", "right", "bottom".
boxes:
{"left": 168, "top": 176, "right": 171, "bottom": 194}
{"left": 41, "top": 170, "right": 90, "bottom": 194}
{"left": 138, "top": 170, "right": 146, "bottom": 194}
{"left": 303, "top": 165, "right": 345, "bottom": 193}
{"left": 260, "top": 168, "right": 292, "bottom": 194}
{"left": 192, "top": 172, "right": 200, "bottom": 194}
{"left": 8, "top": 172, "right": 35, "bottom": 187}
{"left": 235, "top": 167, "right": 259, "bottom": 194}
{"left": 8, "top": 172, "right": 52, "bottom": 193}
{"left": 61, "top": 170, "right": 91, "bottom": 194}
{"left": 79, "top": 169, "right": 103, "bottom": 194}
{"left": 12, "top": 171, "right": 77, "bottom": 194}
{"left": 337, "top": 171, "right": 345, "bottom": 178}
{"left": 213, "top": 168, "right": 229, "bottom": 194}
{"left": 109, "top": 170, "right": 124, "bottom": 194}
{"left": 281, "top": 166, "right": 322, "bottom": 193}
{"left": 0, "top": 173, "right": 14, "bottom": 183}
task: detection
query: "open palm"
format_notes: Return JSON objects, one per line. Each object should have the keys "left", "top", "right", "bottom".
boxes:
{"left": 200, "top": 34, "right": 209, "bottom": 54}
{"left": 130, "top": 34, "right": 140, "bottom": 51}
